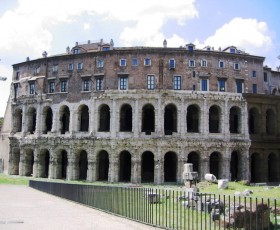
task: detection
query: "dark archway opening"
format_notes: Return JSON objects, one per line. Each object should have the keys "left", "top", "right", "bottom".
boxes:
{"left": 119, "top": 151, "right": 131, "bottom": 182}
{"left": 142, "top": 104, "right": 155, "bottom": 134}
{"left": 266, "top": 109, "right": 276, "bottom": 135}
{"left": 230, "top": 151, "right": 239, "bottom": 181}
{"left": 25, "top": 150, "right": 34, "bottom": 176}
{"left": 209, "top": 106, "right": 220, "bottom": 133}
{"left": 187, "top": 152, "right": 200, "bottom": 174}
{"left": 79, "top": 150, "right": 88, "bottom": 180}
{"left": 164, "top": 104, "right": 177, "bottom": 135}
{"left": 43, "top": 150, "right": 50, "bottom": 178}
{"left": 268, "top": 153, "right": 278, "bottom": 182}
{"left": 230, "top": 107, "right": 240, "bottom": 134}
{"left": 251, "top": 153, "right": 261, "bottom": 182}
{"left": 164, "top": 152, "right": 177, "bottom": 182}
{"left": 14, "top": 109, "right": 23, "bottom": 132}
{"left": 249, "top": 108, "right": 259, "bottom": 134}
{"left": 97, "top": 150, "right": 109, "bottom": 181}
{"left": 60, "top": 106, "right": 70, "bottom": 134}
{"left": 61, "top": 150, "right": 68, "bottom": 179}
{"left": 45, "top": 107, "right": 53, "bottom": 133}
{"left": 210, "top": 152, "right": 220, "bottom": 179}
{"left": 99, "top": 104, "right": 110, "bottom": 132}
{"left": 27, "top": 108, "right": 36, "bottom": 134}
{"left": 141, "top": 151, "right": 154, "bottom": 183}
{"left": 187, "top": 105, "right": 199, "bottom": 133}
{"left": 80, "top": 106, "right": 89, "bottom": 132}
{"left": 120, "top": 104, "right": 132, "bottom": 132}
{"left": 11, "top": 149, "right": 20, "bottom": 175}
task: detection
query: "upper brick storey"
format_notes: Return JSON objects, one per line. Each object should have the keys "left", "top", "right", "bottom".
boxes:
{"left": 12, "top": 41, "right": 276, "bottom": 104}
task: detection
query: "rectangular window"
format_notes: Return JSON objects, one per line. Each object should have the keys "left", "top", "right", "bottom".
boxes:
{"left": 120, "top": 77, "right": 128, "bottom": 90}
{"left": 52, "top": 64, "right": 58, "bottom": 73}
{"left": 173, "top": 75, "right": 181, "bottom": 90}
{"left": 236, "top": 80, "right": 243, "bottom": 93}
{"left": 74, "top": 48, "right": 80, "bottom": 54}
{"left": 77, "top": 63, "right": 83, "bottom": 70}
{"left": 192, "top": 71, "right": 196, "bottom": 78}
{"left": 169, "top": 59, "right": 175, "bottom": 69}
{"left": 144, "top": 58, "right": 151, "bottom": 66}
{"left": 49, "top": 81, "right": 55, "bottom": 93}
{"left": 192, "top": 85, "right": 196, "bottom": 91}
{"left": 34, "top": 66, "right": 40, "bottom": 74}
{"left": 97, "top": 59, "right": 104, "bottom": 68}
{"left": 147, "top": 75, "right": 155, "bottom": 90}
{"left": 201, "top": 79, "right": 208, "bottom": 91}
{"left": 132, "top": 58, "right": 138, "bottom": 66}
{"left": 264, "top": 72, "right": 267, "bottom": 82}
{"left": 82, "top": 79, "right": 90, "bottom": 91}
{"left": 230, "top": 48, "right": 236, "bottom": 53}
{"left": 14, "top": 83, "right": 19, "bottom": 98}
{"left": 201, "top": 59, "right": 207, "bottom": 67}
{"left": 252, "top": 84, "right": 257, "bottom": 93}
{"left": 68, "top": 63, "right": 74, "bottom": 71}
{"left": 96, "top": 78, "right": 103, "bottom": 91}
{"left": 218, "top": 79, "right": 226, "bottom": 91}
{"left": 119, "top": 59, "right": 126, "bottom": 67}
{"left": 252, "top": 70, "right": 256, "bottom": 77}
{"left": 29, "top": 81, "right": 35, "bottom": 95}
{"left": 219, "top": 61, "right": 225, "bottom": 68}
{"left": 189, "top": 60, "right": 195, "bottom": 67}
{"left": 60, "top": 80, "right": 68, "bottom": 92}
{"left": 15, "top": 71, "right": 20, "bottom": 80}
{"left": 234, "top": 63, "right": 240, "bottom": 70}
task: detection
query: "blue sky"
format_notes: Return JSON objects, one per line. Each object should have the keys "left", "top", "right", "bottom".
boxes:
{"left": 0, "top": 0, "right": 279, "bottom": 116}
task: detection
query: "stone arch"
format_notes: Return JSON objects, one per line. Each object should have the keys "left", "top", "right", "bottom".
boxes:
{"left": 120, "top": 104, "right": 132, "bottom": 132}
{"left": 230, "top": 151, "right": 240, "bottom": 181}
{"left": 10, "top": 148, "right": 20, "bottom": 175}
{"left": 141, "top": 151, "right": 154, "bottom": 183}
{"left": 78, "top": 150, "right": 88, "bottom": 180}
{"left": 27, "top": 107, "right": 36, "bottom": 134}
{"left": 268, "top": 153, "right": 279, "bottom": 182}
{"left": 164, "top": 103, "right": 177, "bottom": 135}
{"left": 229, "top": 106, "right": 241, "bottom": 134}
{"left": 38, "top": 149, "right": 50, "bottom": 178}
{"left": 248, "top": 107, "right": 259, "bottom": 134}
{"left": 57, "top": 149, "right": 68, "bottom": 179}
{"left": 209, "top": 105, "right": 221, "bottom": 133}
{"left": 141, "top": 104, "right": 155, "bottom": 134}
{"left": 119, "top": 151, "right": 131, "bottom": 182}
{"left": 164, "top": 151, "right": 178, "bottom": 182}
{"left": 13, "top": 108, "right": 22, "bottom": 132}
{"left": 187, "top": 151, "right": 200, "bottom": 175}
{"left": 250, "top": 152, "right": 262, "bottom": 182}
{"left": 209, "top": 152, "right": 221, "bottom": 179}
{"left": 78, "top": 104, "right": 89, "bottom": 132}
{"left": 59, "top": 105, "right": 70, "bottom": 134}
{"left": 24, "top": 149, "right": 34, "bottom": 176}
{"left": 266, "top": 109, "right": 276, "bottom": 135}
{"left": 42, "top": 106, "right": 53, "bottom": 134}
{"left": 187, "top": 104, "right": 200, "bottom": 133}
{"left": 97, "top": 150, "right": 109, "bottom": 181}
{"left": 98, "top": 104, "right": 110, "bottom": 132}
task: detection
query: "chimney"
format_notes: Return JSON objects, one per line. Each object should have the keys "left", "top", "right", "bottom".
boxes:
{"left": 75, "top": 42, "right": 78, "bottom": 46}
{"left": 42, "top": 51, "right": 48, "bottom": 58}
{"left": 26, "top": 57, "right": 30, "bottom": 61}
{"left": 88, "top": 40, "right": 91, "bottom": 44}
{"left": 163, "top": 39, "right": 167, "bottom": 48}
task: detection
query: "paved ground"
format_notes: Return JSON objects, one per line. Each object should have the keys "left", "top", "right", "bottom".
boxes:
{"left": 0, "top": 185, "right": 161, "bottom": 230}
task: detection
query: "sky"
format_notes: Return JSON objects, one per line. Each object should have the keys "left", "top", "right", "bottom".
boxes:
{"left": 0, "top": 0, "right": 280, "bottom": 117}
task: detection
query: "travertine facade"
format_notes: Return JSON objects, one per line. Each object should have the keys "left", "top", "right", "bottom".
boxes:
{"left": 1, "top": 40, "right": 280, "bottom": 184}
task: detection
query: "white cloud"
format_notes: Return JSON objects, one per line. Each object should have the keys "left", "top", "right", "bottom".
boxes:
{"left": 83, "top": 23, "right": 90, "bottom": 31}
{"left": 202, "top": 17, "right": 273, "bottom": 55}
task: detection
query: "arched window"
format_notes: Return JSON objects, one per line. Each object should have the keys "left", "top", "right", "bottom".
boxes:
{"left": 42, "top": 106, "right": 53, "bottom": 134}
{"left": 78, "top": 105, "right": 89, "bottom": 132}
{"left": 209, "top": 105, "right": 220, "bottom": 133}
{"left": 141, "top": 151, "right": 154, "bottom": 183}
{"left": 14, "top": 108, "right": 23, "bottom": 132}
{"left": 97, "top": 150, "right": 109, "bottom": 181}
{"left": 187, "top": 105, "right": 199, "bottom": 133}
{"left": 59, "top": 106, "right": 70, "bottom": 134}
{"left": 98, "top": 104, "right": 110, "bottom": 132}
{"left": 120, "top": 104, "right": 132, "bottom": 132}
{"left": 249, "top": 108, "right": 259, "bottom": 134}
{"left": 164, "top": 104, "right": 177, "bottom": 135}
{"left": 164, "top": 152, "right": 177, "bottom": 182}
{"left": 229, "top": 106, "right": 241, "bottom": 134}
{"left": 142, "top": 104, "right": 155, "bottom": 134}
{"left": 27, "top": 107, "right": 36, "bottom": 134}
{"left": 119, "top": 151, "right": 131, "bottom": 182}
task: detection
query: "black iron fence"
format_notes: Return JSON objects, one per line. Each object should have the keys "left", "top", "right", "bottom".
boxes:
{"left": 29, "top": 180, "right": 280, "bottom": 230}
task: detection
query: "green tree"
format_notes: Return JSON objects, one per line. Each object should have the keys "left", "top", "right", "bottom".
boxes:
{"left": 0, "top": 117, "right": 3, "bottom": 127}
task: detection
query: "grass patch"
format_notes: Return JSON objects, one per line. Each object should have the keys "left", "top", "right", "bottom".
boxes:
{"left": 0, "top": 173, "right": 29, "bottom": 185}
